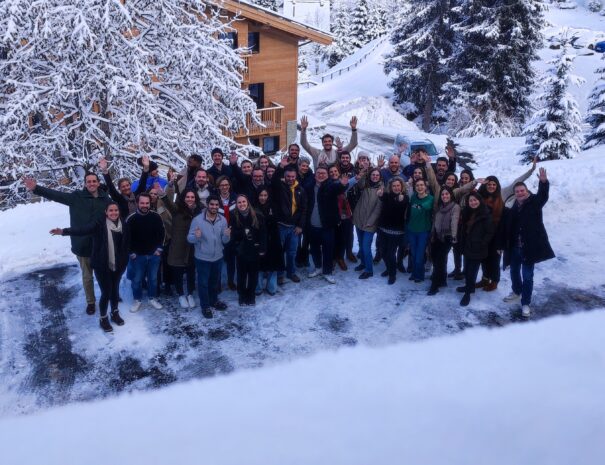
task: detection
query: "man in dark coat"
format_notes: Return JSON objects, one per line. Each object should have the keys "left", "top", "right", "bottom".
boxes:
{"left": 502, "top": 167, "right": 555, "bottom": 317}
{"left": 304, "top": 166, "right": 348, "bottom": 283}
{"left": 207, "top": 148, "right": 234, "bottom": 185}
{"left": 24, "top": 172, "right": 111, "bottom": 315}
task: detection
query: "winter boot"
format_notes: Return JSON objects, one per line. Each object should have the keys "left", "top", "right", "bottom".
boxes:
{"left": 460, "top": 293, "right": 471, "bottom": 306}
{"left": 99, "top": 316, "right": 113, "bottom": 332}
{"left": 475, "top": 277, "right": 490, "bottom": 289}
{"left": 110, "top": 310, "right": 125, "bottom": 326}
{"left": 86, "top": 303, "right": 96, "bottom": 315}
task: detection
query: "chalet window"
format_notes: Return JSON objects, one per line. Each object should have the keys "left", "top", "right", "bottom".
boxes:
{"left": 248, "top": 83, "right": 264, "bottom": 108}
{"left": 219, "top": 32, "right": 238, "bottom": 49}
{"left": 263, "top": 136, "right": 280, "bottom": 155}
{"left": 250, "top": 138, "right": 261, "bottom": 147}
{"left": 248, "top": 32, "right": 260, "bottom": 54}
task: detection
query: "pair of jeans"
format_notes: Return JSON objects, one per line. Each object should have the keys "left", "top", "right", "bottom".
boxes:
{"left": 309, "top": 226, "right": 336, "bottom": 275}
{"left": 195, "top": 258, "right": 223, "bottom": 309}
{"left": 279, "top": 224, "right": 299, "bottom": 278}
{"left": 380, "top": 231, "right": 404, "bottom": 278}
{"left": 94, "top": 268, "right": 123, "bottom": 317}
{"left": 509, "top": 246, "right": 534, "bottom": 305}
{"left": 407, "top": 230, "right": 430, "bottom": 281}
{"left": 356, "top": 228, "right": 375, "bottom": 274}
{"left": 173, "top": 263, "right": 196, "bottom": 296}
{"left": 334, "top": 218, "right": 354, "bottom": 260}
{"left": 131, "top": 254, "right": 161, "bottom": 301}
{"left": 256, "top": 271, "right": 277, "bottom": 294}
{"left": 463, "top": 257, "right": 482, "bottom": 294}
{"left": 431, "top": 236, "right": 452, "bottom": 287}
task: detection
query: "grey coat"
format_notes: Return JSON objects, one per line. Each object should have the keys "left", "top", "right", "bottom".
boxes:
{"left": 187, "top": 211, "right": 230, "bottom": 262}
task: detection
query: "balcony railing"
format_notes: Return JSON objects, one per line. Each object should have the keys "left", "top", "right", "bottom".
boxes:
{"left": 233, "top": 102, "right": 284, "bottom": 138}
{"left": 240, "top": 54, "right": 251, "bottom": 83}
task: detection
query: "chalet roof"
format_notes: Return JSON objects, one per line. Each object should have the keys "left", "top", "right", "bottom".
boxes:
{"left": 213, "top": 0, "right": 333, "bottom": 45}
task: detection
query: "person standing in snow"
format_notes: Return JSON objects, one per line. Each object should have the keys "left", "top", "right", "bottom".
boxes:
{"left": 300, "top": 115, "right": 358, "bottom": 168}
{"left": 50, "top": 202, "right": 129, "bottom": 332}
{"left": 449, "top": 169, "right": 476, "bottom": 280}
{"left": 256, "top": 188, "right": 285, "bottom": 296}
{"left": 501, "top": 167, "right": 554, "bottom": 318}
{"left": 24, "top": 172, "right": 111, "bottom": 316}
{"left": 406, "top": 178, "right": 434, "bottom": 283}
{"left": 126, "top": 193, "right": 166, "bottom": 313}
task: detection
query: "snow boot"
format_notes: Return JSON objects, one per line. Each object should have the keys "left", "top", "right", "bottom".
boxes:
{"left": 86, "top": 303, "right": 96, "bottom": 315}
{"left": 460, "top": 293, "right": 471, "bottom": 307}
{"left": 110, "top": 310, "right": 125, "bottom": 326}
{"left": 99, "top": 316, "right": 113, "bottom": 332}
{"left": 475, "top": 277, "right": 490, "bottom": 289}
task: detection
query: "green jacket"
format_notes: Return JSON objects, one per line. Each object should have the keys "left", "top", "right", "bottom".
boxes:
{"left": 408, "top": 193, "right": 434, "bottom": 233}
{"left": 34, "top": 185, "right": 111, "bottom": 257}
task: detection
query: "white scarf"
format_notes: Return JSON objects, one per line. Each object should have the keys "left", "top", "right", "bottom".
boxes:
{"left": 106, "top": 218, "right": 123, "bottom": 271}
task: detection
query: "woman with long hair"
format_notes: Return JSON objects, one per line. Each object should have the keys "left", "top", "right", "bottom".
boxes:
{"left": 50, "top": 202, "right": 129, "bottom": 332}
{"left": 231, "top": 195, "right": 267, "bottom": 306}
{"left": 328, "top": 164, "right": 354, "bottom": 271}
{"left": 450, "top": 169, "right": 476, "bottom": 279}
{"left": 256, "top": 188, "right": 285, "bottom": 296}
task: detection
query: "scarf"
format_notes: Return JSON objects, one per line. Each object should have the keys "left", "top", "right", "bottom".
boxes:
{"left": 289, "top": 180, "right": 299, "bottom": 215}
{"left": 434, "top": 202, "right": 456, "bottom": 241}
{"left": 106, "top": 218, "right": 122, "bottom": 271}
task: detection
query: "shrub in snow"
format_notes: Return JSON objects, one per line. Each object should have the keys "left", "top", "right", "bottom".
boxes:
{"left": 0, "top": 0, "right": 256, "bottom": 206}
{"left": 519, "top": 33, "right": 585, "bottom": 161}
{"left": 449, "top": 0, "right": 545, "bottom": 138}
{"left": 588, "top": 0, "right": 602, "bottom": 12}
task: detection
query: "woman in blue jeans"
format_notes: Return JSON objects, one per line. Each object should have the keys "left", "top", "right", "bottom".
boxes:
{"left": 352, "top": 168, "right": 383, "bottom": 279}
{"left": 407, "top": 179, "right": 434, "bottom": 283}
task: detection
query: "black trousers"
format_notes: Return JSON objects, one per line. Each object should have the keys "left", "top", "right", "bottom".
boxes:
{"left": 380, "top": 232, "right": 405, "bottom": 278}
{"left": 452, "top": 240, "right": 463, "bottom": 273}
{"left": 173, "top": 262, "right": 196, "bottom": 296}
{"left": 296, "top": 228, "right": 311, "bottom": 266}
{"left": 334, "top": 218, "right": 353, "bottom": 260}
{"left": 309, "top": 226, "right": 336, "bottom": 275}
{"left": 95, "top": 268, "right": 123, "bottom": 317}
{"left": 236, "top": 257, "right": 259, "bottom": 304}
{"left": 463, "top": 257, "right": 482, "bottom": 294}
{"left": 431, "top": 236, "right": 452, "bottom": 287}
{"left": 481, "top": 241, "right": 502, "bottom": 283}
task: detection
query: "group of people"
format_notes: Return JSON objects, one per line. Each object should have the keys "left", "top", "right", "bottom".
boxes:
{"left": 24, "top": 116, "right": 555, "bottom": 333}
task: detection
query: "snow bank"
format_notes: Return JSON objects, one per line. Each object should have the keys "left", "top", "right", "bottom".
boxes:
{"left": 1, "top": 309, "right": 604, "bottom": 465}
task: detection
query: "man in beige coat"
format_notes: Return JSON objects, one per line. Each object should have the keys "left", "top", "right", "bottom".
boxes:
{"left": 300, "top": 115, "right": 359, "bottom": 169}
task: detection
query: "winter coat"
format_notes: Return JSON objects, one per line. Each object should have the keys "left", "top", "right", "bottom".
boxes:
{"left": 132, "top": 175, "right": 168, "bottom": 192}
{"left": 378, "top": 189, "right": 409, "bottom": 233}
{"left": 460, "top": 207, "right": 494, "bottom": 260}
{"left": 232, "top": 164, "right": 265, "bottom": 205}
{"left": 152, "top": 197, "right": 173, "bottom": 244}
{"left": 300, "top": 128, "right": 358, "bottom": 168}
{"left": 161, "top": 189, "right": 200, "bottom": 268}
{"left": 304, "top": 179, "right": 348, "bottom": 229}
{"left": 33, "top": 185, "right": 111, "bottom": 257}
{"left": 352, "top": 175, "right": 383, "bottom": 233}
{"left": 187, "top": 211, "right": 230, "bottom": 262}
{"left": 502, "top": 181, "right": 555, "bottom": 267}
{"left": 407, "top": 193, "right": 434, "bottom": 233}
{"left": 231, "top": 211, "right": 267, "bottom": 262}
{"left": 258, "top": 203, "right": 285, "bottom": 272}
{"left": 62, "top": 218, "right": 130, "bottom": 275}
{"left": 125, "top": 210, "right": 166, "bottom": 256}
{"left": 271, "top": 166, "right": 308, "bottom": 229}
{"left": 432, "top": 202, "right": 461, "bottom": 242}
{"left": 102, "top": 170, "right": 149, "bottom": 219}
{"left": 207, "top": 163, "right": 234, "bottom": 185}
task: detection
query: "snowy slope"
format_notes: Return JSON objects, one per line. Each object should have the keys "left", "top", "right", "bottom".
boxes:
{"left": 0, "top": 309, "right": 604, "bottom": 465}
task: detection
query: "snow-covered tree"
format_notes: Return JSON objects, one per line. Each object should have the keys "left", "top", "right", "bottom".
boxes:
{"left": 325, "top": 0, "right": 353, "bottom": 67}
{"left": 519, "top": 33, "right": 585, "bottom": 161}
{"left": 449, "top": 0, "right": 545, "bottom": 137}
{"left": 350, "top": 0, "right": 371, "bottom": 49}
{"left": 366, "top": 1, "right": 388, "bottom": 41}
{"left": 585, "top": 56, "right": 605, "bottom": 149}
{"left": 588, "top": 0, "right": 602, "bottom": 13}
{"left": 384, "top": 0, "right": 456, "bottom": 131}
{"left": 251, "top": 0, "right": 278, "bottom": 12}
{"left": 0, "top": 0, "right": 256, "bottom": 204}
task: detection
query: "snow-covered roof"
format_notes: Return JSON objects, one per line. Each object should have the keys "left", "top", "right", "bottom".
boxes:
{"left": 211, "top": 0, "right": 332, "bottom": 45}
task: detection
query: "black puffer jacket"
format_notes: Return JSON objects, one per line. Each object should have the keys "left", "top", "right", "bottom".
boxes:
{"left": 502, "top": 181, "right": 555, "bottom": 267}
{"left": 257, "top": 202, "right": 285, "bottom": 272}
{"left": 460, "top": 206, "right": 494, "bottom": 260}
{"left": 231, "top": 210, "right": 267, "bottom": 262}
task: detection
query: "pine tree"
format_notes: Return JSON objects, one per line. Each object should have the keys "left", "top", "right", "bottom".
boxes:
{"left": 251, "top": 0, "right": 278, "bottom": 12}
{"left": 350, "top": 0, "right": 371, "bottom": 49}
{"left": 450, "top": 0, "right": 545, "bottom": 137}
{"left": 519, "top": 33, "right": 584, "bottom": 161}
{"left": 325, "top": 0, "right": 353, "bottom": 67}
{"left": 585, "top": 56, "right": 605, "bottom": 149}
{"left": 0, "top": 0, "right": 256, "bottom": 204}
{"left": 366, "top": 2, "right": 388, "bottom": 41}
{"left": 384, "top": 0, "right": 455, "bottom": 131}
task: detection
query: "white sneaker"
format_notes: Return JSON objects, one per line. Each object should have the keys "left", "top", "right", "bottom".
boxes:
{"left": 522, "top": 305, "right": 531, "bottom": 318}
{"left": 323, "top": 274, "right": 336, "bottom": 284}
{"left": 186, "top": 295, "right": 196, "bottom": 308}
{"left": 308, "top": 269, "right": 322, "bottom": 278}
{"left": 130, "top": 300, "right": 142, "bottom": 313}
{"left": 503, "top": 292, "right": 521, "bottom": 303}
{"left": 178, "top": 296, "right": 189, "bottom": 308}
{"left": 149, "top": 298, "right": 163, "bottom": 310}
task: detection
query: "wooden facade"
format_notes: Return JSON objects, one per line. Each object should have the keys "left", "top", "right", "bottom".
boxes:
{"left": 216, "top": 0, "right": 331, "bottom": 154}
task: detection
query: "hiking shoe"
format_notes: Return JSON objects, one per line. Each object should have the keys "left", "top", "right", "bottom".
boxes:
{"left": 110, "top": 310, "right": 125, "bottom": 326}
{"left": 289, "top": 274, "right": 301, "bottom": 283}
{"left": 99, "top": 316, "right": 113, "bottom": 332}
{"left": 460, "top": 293, "right": 471, "bottom": 306}
{"left": 346, "top": 252, "right": 358, "bottom": 263}
{"left": 323, "top": 274, "right": 336, "bottom": 284}
{"left": 503, "top": 292, "right": 521, "bottom": 303}
{"left": 359, "top": 271, "right": 373, "bottom": 279}
{"left": 483, "top": 282, "right": 498, "bottom": 292}
{"left": 475, "top": 277, "right": 490, "bottom": 289}
{"left": 521, "top": 305, "right": 531, "bottom": 318}
{"left": 178, "top": 296, "right": 189, "bottom": 308}
{"left": 308, "top": 268, "right": 322, "bottom": 278}
{"left": 86, "top": 303, "right": 96, "bottom": 315}
{"left": 130, "top": 300, "right": 142, "bottom": 313}
{"left": 149, "top": 298, "right": 163, "bottom": 310}
{"left": 213, "top": 300, "right": 227, "bottom": 311}
{"left": 354, "top": 264, "right": 365, "bottom": 272}
{"left": 202, "top": 307, "right": 213, "bottom": 319}
{"left": 187, "top": 295, "right": 196, "bottom": 308}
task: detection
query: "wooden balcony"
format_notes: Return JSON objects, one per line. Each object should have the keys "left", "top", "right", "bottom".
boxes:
{"left": 232, "top": 102, "right": 284, "bottom": 138}
{"left": 240, "top": 54, "right": 251, "bottom": 83}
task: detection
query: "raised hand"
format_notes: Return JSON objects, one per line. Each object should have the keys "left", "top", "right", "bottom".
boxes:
{"left": 194, "top": 226, "right": 202, "bottom": 239}
{"left": 229, "top": 151, "right": 238, "bottom": 165}
{"left": 377, "top": 154, "right": 385, "bottom": 168}
{"left": 377, "top": 186, "right": 384, "bottom": 197}
{"left": 335, "top": 136, "right": 343, "bottom": 150}
{"left": 23, "top": 176, "right": 37, "bottom": 191}
{"left": 475, "top": 178, "right": 487, "bottom": 184}
{"left": 446, "top": 145, "right": 455, "bottom": 159}
{"left": 49, "top": 228, "right": 63, "bottom": 236}
{"left": 350, "top": 116, "right": 358, "bottom": 130}
{"left": 141, "top": 155, "right": 150, "bottom": 171}
{"left": 169, "top": 170, "right": 178, "bottom": 183}
{"left": 300, "top": 115, "right": 309, "bottom": 130}
{"left": 99, "top": 157, "right": 109, "bottom": 174}
{"left": 280, "top": 155, "right": 289, "bottom": 168}
{"left": 538, "top": 167, "right": 547, "bottom": 183}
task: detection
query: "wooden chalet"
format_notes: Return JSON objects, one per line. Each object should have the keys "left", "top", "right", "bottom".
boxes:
{"left": 214, "top": 0, "right": 332, "bottom": 154}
